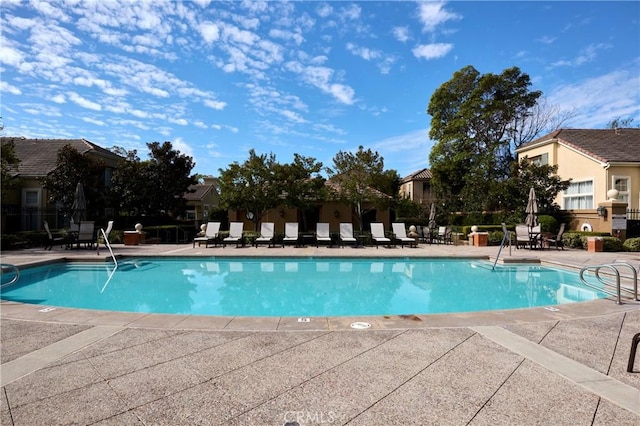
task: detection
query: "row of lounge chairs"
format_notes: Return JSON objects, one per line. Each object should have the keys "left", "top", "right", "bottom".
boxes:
{"left": 193, "top": 221, "right": 424, "bottom": 248}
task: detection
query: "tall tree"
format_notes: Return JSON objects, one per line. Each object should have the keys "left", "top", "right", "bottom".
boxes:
{"left": 326, "top": 146, "right": 393, "bottom": 230}
{"left": 427, "top": 65, "right": 544, "bottom": 213}
{"left": 275, "top": 154, "right": 326, "bottom": 230}
{"left": 41, "top": 144, "right": 105, "bottom": 219}
{"left": 1, "top": 138, "right": 21, "bottom": 198}
{"left": 109, "top": 142, "right": 196, "bottom": 217}
{"left": 217, "top": 149, "right": 281, "bottom": 230}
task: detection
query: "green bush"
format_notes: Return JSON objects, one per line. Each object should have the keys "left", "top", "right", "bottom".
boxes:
{"left": 562, "top": 232, "right": 586, "bottom": 249}
{"left": 622, "top": 237, "right": 640, "bottom": 252}
{"left": 602, "top": 237, "right": 624, "bottom": 252}
{"left": 537, "top": 215, "right": 558, "bottom": 233}
{"left": 487, "top": 231, "right": 506, "bottom": 246}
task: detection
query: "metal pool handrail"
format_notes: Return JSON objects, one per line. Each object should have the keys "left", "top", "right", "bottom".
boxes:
{"left": 1, "top": 264, "right": 20, "bottom": 288}
{"left": 492, "top": 223, "right": 512, "bottom": 271}
{"left": 579, "top": 262, "right": 638, "bottom": 304}
{"left": 96, "top": 227, "right": 118, "bottom": 268}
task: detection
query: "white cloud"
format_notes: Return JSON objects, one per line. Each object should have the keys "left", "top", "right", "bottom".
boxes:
{"left": 68, "top": 92, "right": 102, "bottom": 111}
{"left": 346, "top": 43, "right": 380, "bottom": 61}
{"left": 81, "top": 117, "right": 105, "bottom": 126}
{"left": 0, "top": 81, "right": 22, "bottom": 95}
{"left": 203, "top": 99, "right": 227, "bottom": 110}
{"left": 393, "top": 26, "right": 410, "bottom": 43}
{"left": 51, "top": 94, "right": 66, "bottom": 103}
{"left": 549, "top": 43, "right": 612, "bottom": 68}
{"left": 316, "top": 3, "right": 333, "bottom": 18}
{"left": 418, "top": 1, "right": 461, "bottom": 33}
{"left": 412, "top": 43, "right": 454, "bottom": 60}
{"left": 199, "top": 22, "right": 220, "bottom": 44}
{"left": 281, "top": 109, "right": 306, "bottom": 123}
{"left": 548, "top": 68, "right": 640, "bottom": 127}
{"left": 172, "top": 137, "right": 194, "bottom": 158}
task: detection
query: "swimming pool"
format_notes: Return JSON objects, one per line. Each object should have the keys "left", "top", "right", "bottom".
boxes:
{"left": 0, "top": 257, "right": 604, "bottom": 317}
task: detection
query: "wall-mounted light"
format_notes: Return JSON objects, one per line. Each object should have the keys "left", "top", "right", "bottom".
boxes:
{"left": 334, "top": 210, "right": 340, "bottom": 218}
{"left": 596, "top": 206, "right": 607, "bottom": 217}
{"left": 278, "top": 210, "right": 284, "bottom": 217}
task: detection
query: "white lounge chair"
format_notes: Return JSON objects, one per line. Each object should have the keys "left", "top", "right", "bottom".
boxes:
{"left": 392, "top": 223, "right": 417, "bottom": 248}
{"left": 282, "top": 222, "right": 299, "bottom": 246}
{"left": 370, "top": 222, "right": 391, "bottom": 248}
{"left": 315, "top": 223, "right": 332, "bottom": 247}
{"left": 223, "top": 222, "right": 244, "bottom": 247}
{"left": 193, "top": 221, "right": 221, "bottom": 247}
{"left": 254, "top": 222, "right": 275, "bottom": 247}
{"left": 339, "top": 223, "right": 358, "bottom": 247}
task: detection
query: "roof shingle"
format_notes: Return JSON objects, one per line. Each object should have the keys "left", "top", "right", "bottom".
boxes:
{"left": 521, "top": 128, "right": 640, "bottom": 163}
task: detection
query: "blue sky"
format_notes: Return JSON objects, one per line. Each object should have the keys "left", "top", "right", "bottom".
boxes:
{"left": 1, "top": 1, "right": 639, "bottom": 178}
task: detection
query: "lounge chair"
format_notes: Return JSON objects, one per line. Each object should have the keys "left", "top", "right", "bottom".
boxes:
{"left": 223, "top": 222, "right": 244, "bottom": 248}
{"left": 43, "top": 221, "right": 65, "bottom": 250}
{"left": 515, "top": 224, "right": 530, "bottom": 249}
{"left": 193, "top": 221, "right": 221, "bottom": 247}
{"left": 282, "top": 222, "right": 299, "bottom": 247}
{"left": 339, "top": 223, "right": 358, "bottom": 247}
{"left": 370, "top": 222, "right": 391, "bottom": 248}
{"left": 254, "top": 222, "right": 275, "bottom": 247}
{"left": 543, "top": 223, "right": 566, "bottom": 250}
{"left": 392, "top": 223, "right": 417, "bottom": 248}
{"left": 315, "top": 223, "right": 332, "bottom": 247}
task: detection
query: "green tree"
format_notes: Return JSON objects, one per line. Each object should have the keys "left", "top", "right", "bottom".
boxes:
{"left": 326, "top": 146, "right": 394, "bottom": 230}
{"left": 500, "top": 158, "right": 571, "bottom": 218}
{"left": 427, "top": 65, "right": 543, "bottom": 213}
{"left": 217, "top": 149, "right": 281, "bottom": 230}
{"left": 1, "top": 138, "right": 21, "bottom": 198}
{"left": 109, "top": 142, "right": 196, "bottom": 217}
{"left": 41, "top": 144, "right": 106, "bottom": 219}
{"left": 275, "top": 154, "right": 326, "bottom": 229}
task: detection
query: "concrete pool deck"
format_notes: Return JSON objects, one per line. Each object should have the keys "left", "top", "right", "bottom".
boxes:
{"left": 1, "top": 242, "right": 639, "bottom": 424}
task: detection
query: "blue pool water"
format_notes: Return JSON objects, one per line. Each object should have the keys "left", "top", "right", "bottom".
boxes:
{"left": 0, "top": 258, "right": 604, "bottom": 317}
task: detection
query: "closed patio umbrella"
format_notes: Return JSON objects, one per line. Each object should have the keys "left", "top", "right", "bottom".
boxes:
{"left": 428, "top": 203, "right": 437, "bottom": 230}
{"left": 524, "top": 187, "right": 538, "bottom": 228}
{"left": 71, "top": 182, "right": 86, "bottom": 223}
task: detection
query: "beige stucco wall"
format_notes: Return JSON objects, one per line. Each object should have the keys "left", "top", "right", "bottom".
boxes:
{"left": 518, "top": 142, "right": 640, "bottom": 209}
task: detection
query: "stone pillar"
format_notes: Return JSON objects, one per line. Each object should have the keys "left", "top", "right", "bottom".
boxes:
{"left": 597, "top": 189, "right": 628, "bottom": 240}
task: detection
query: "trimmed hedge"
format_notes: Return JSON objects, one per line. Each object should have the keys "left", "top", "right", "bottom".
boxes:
{"left": 622, "top": 237, "right": 640, "bottom": 252}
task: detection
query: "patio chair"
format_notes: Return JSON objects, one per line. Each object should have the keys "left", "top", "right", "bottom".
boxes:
{"left": 223, "top": 222, "right": 244, "bottom": 248}
{"left": 43, "top": 221, "right": 65, "bottom": 250}
{"left": 254, "top": 222, "right": 275, "bottom": 247}
{"left": 282, "top": 222, "right": 300, "bottom": 247}
{"left": 193, "top": 222, "right": 221, "bottom": 248}
{"left": 392, "top": 223, "right": 417, "bottom": 248}
{"left": 75, "top": 221, "right": 96, "bottom": 249}
{"left": 543, "top": 223, "right": 566, "bottom": 250}
{"left": 370, "top": 223, "right": 391, "bottom": 248}
{"left": 339, "top": 223, "right": 358, "bottom": 247}
{"left": 435, "top": 226, "right": 452, "bottom": 244}
{"left": 315, "top": 222, "right": 332, "bottom": 247}
{"left": 515, "top": 224, "right": 541, "bottom": 249}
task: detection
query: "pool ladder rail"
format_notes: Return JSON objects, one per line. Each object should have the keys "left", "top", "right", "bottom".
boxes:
{"left": 579, "top": 262, "right": 639, "bottom": 305}
{"left": 1, "top": 264, "right": 20, "bottom": 288}
{"left": 96, "top": 227, "right": 118, "bottom": 268}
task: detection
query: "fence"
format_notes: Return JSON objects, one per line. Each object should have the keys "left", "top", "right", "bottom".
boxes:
{"left": 628, "top": 209, "right": 640, "bottom": 238}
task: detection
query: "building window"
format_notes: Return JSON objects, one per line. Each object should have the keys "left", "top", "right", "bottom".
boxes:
{"left": 563, "top": 180, "right": 593, "bottom": 210}
{"left": 612, "top": 176, "right": 630, "bottom": 204}
{"left": 530, "top": 153, "right": 548, "bottom": 166}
